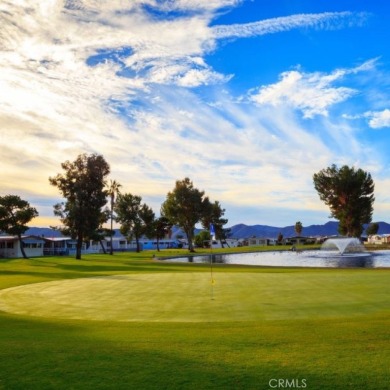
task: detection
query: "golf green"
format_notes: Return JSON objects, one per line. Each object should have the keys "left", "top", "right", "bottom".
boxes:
{"left": 0, "top": 271, "right": 387, "bottom": 322}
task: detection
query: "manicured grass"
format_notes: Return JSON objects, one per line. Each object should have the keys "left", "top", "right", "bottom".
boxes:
{"left": 0, "top": 252, "right": 389, "bottom": 389}
{"left": 0, "top": 271, "right": 388, "bottom": 322}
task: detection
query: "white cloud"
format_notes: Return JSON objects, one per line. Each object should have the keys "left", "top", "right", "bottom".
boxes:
{"left": 249, "top": 61, "right": 376, "bottom": 118}
{"left": 366, "top": 109, "right": 390, "bottom": 128}
{"left": 343, "top": 107, "right": 390, "bottom": 129}
{"left": 151, "top": 0, "right": 242, "bottom": 12}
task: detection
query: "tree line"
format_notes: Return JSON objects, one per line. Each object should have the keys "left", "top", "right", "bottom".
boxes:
{"left": 0, "top": 154, "right": 376, "bottom": 259}
{"left": 48, "top": 153, "right": 230, "bottom": 258}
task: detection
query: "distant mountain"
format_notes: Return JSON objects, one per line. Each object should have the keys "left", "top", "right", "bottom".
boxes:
{"left": 228, "top": 221, "right": 339, "bottom": 239}
{"left": 25, "top": 221, "right": 390, "bottom": 240}
{"left": 228, "top": 221, "right": 390, "bottom": 239}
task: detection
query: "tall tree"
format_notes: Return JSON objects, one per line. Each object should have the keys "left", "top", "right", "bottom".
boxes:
{"left": 139, "top": 203, "right": 156, "bottom": 243}
{"left": 294, "top": 221, "right": 303, "bottom": 236}
{"left": 161, "top": 178, "right": 210, "bottom": 252}
{"left": 114, "top": 193, "right": 155, "bottom": 252}
{"left": 0, "top": 195, "right": 39, "bottom": 259}
{"left": 202, "top": 200, "right": 228, "bottom": 247}
{"left": 107, "top": 179, "right": 122, "bottom": 255}
{"left": 313, "top": 164, "right": 374, "bottom": 237}
{"left": 89, "top": 208, "right": 111, "bottom": 254}
{"left": 153, "top": 216, "right": 173, "bottom": 252}
{"left": 194, "top": 230, "right": 211, "bottom": 248}
{"left": 49, "top": 153, "right": 110, "bottom": 259}
{"left": 366, "top": 222, "right": 379, "bottom": 236}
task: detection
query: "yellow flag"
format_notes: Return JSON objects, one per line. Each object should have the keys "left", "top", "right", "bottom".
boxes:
{"left": 211, "top": 278, "right": 216, "bottom": 285}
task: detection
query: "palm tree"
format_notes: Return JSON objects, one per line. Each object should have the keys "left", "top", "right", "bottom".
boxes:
{"left": 107, "top": 180, "right": 122, "bottom": 255}
{"left": 295, "top": 221, "right": 303, "bottom": 236}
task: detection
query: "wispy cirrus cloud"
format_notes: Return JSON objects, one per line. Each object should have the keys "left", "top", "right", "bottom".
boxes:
{"left": 212, "top": 11, "right": 368, "bottom": 39}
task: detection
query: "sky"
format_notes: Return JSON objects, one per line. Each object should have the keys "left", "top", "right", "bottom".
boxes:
{"left": 1, "top": 0, "right": 390, "bottom": 228}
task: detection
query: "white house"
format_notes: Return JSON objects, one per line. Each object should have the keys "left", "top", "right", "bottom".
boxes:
{"left": 247, "top": 237, "right": 276, "bottom": 247}
{"left": 43, "top": 237, "right": 78, "bottom": 255}
{"left": 98, "top": 237, "right": 139, "bottom": 252}
{"left": 0, "top": 235, "right": 45, "bottom": 258}
{"left": 43, "top": 236, "right": 138, "bottom": 255}
{"left": 138, "top": 239, "right": 186, "bottom": 250}
{"left": 367, "top": 234, "right": 390, "bottom": 245}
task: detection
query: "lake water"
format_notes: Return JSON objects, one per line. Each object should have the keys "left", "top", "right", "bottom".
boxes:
{"left": 162, "top": 250, "right": 390, "bottom": 268}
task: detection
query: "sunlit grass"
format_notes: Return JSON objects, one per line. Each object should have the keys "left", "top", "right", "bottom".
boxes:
{"left": 0, "top": 251, "right": 389, "bottom": 389}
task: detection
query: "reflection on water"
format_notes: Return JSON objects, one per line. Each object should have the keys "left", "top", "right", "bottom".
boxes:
{"left": 163, "top": 250, "right": 390, "bottom": 268}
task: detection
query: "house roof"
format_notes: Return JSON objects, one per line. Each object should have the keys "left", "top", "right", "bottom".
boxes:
{"left": 0, "top": 236, "right": 15, "bottom": 242}
{"left": 0, "top": 235, "right": 45, "bottom": 243}
{"left": 42, "top": 237, "right": 73, "bottom": 242}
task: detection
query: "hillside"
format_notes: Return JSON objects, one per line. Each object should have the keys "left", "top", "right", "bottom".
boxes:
{"left": 228, "top": 221, "right": 340, "bottom": 239}
{"left": 25, "top": 221, "right": 390, "bottom": 240}
{"left": 228, "top": 221, "right": 390, "bottom": 239}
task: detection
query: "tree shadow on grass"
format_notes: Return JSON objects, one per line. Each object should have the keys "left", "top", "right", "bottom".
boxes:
{"left": 0, "top": 314, "right": 387, "bottom": 390}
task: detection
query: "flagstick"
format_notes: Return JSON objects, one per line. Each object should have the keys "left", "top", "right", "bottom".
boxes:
{"left": 209, "top": 223, "right": 215, "bottom": 300}
{"left": 210, "top": 241, "right": 214, "bottom": 300}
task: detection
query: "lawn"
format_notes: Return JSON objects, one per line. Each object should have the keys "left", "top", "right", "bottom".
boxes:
{"left": 0, "top": 251, "right": 389, "bottom": 390}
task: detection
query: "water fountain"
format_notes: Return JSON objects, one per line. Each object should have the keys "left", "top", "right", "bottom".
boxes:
{"left": 320, "top": 237, "right": 366, "bottom": 255}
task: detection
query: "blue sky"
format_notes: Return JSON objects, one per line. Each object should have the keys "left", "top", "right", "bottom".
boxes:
{"left": 1, "top": 0, "right": 390, "bottom": 228}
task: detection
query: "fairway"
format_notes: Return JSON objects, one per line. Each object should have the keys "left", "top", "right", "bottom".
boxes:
{"left": 0, "top": 271, "right": 388, "bottom": 322}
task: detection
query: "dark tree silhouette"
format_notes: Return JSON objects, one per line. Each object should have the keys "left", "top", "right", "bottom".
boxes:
{"left": 295, "top": 221, "right": 303, "bottom": 236}
{"left": 115, "top": 193, "right": 155, "bottom": 252}
{"left": 0, "top": 195, "right": 39, "bottom": 259}
{"left": 49, "top": 153, "right": 110, "bottom": 259}
{"left": 107, "top": 179, "right": 122, "bottom": 255}
{"left": 161, "top": 178, "right": 211, "bottom": 252}
{"left": 313, "top": 164, "right": 374, "bottom": 237}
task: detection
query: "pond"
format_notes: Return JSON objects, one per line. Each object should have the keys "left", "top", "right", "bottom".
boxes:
{"left": 161, "top": 250, "right": 390, "bottom": 268}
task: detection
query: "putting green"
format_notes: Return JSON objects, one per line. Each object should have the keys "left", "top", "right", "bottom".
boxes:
{"left": 0, "top": 272, "right": 388, "bottom": 322}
